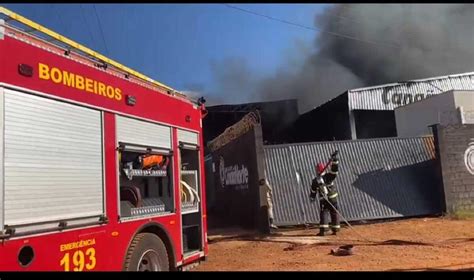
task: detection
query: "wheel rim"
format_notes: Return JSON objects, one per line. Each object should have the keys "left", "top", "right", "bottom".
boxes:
{"left": 137, "top": 249, "right": 161, "bottom": 271}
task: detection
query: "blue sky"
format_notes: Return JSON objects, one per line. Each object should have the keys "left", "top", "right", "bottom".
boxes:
{"left": 3, "top": 4, "right": 328, "bottom": 102}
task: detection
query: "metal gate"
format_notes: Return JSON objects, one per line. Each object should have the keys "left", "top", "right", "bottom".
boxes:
{"left": 264, "top": 137, "right": 443, "bottom": 226}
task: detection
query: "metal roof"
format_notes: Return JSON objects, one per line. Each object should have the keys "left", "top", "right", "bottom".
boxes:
{"left": 264, "top": 136, "right": 443, "bottom": 226}
{"left": 347, "top": 72, "right": 474, "bottom": 111}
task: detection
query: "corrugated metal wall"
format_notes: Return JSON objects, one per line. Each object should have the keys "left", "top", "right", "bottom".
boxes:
{"left": 264, "top": 136, "right": 443, "bottom": 226}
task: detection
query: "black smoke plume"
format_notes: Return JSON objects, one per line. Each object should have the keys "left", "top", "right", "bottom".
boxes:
{"left": 205, "top": 4, "right": 474, "bottom": 113}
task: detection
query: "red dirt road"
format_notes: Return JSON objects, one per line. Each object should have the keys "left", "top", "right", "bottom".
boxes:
{"left": 195, "top": 218, "right": 474, "bottom": 271}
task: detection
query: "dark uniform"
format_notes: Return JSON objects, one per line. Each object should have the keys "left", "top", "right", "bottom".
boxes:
{"left": 310, "top": 154, "right": 340, "bottom": 236}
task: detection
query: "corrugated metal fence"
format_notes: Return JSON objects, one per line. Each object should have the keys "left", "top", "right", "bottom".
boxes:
{"left": 264, "top": 136, "right": 443, "bottom": 226}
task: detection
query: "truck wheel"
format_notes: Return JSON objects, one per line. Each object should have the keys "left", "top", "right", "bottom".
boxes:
{"left": 123, "top": 233, "right": 170, "bottom": 271}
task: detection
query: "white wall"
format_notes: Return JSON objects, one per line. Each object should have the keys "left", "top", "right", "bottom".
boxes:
{"left": 395, "top": 91, "right": 456, "bottom": 137}
{"left": 395, "top": 90, "right": 474, "bottom": 137}
{"left": 453, "top": 91, "right": 474, "bottom": 112}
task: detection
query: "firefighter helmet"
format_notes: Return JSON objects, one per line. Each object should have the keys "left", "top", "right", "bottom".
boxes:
{"left": 316, "top": 163, "right": 325, "bottom": 174}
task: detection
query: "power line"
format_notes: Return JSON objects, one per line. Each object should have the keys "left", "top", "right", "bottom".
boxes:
{"left": 223, "top": 4, "right": 401, "bottom": 49}
{"left": 54, "top": 5, "right": 70, "bottom": 36}
{"left": 93, "top": 4, "right": 110, "bottom": 56}
{"left": 80, "top": 4, "right": 95, "bottom": 46}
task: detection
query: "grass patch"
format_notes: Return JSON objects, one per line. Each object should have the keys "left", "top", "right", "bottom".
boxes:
{"left": 452, "top": 210, "right": 474, "bottom": 220}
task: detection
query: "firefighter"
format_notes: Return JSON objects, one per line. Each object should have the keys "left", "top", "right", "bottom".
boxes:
{"left": 309, "top": 151, "right": 340, "bottom": 236}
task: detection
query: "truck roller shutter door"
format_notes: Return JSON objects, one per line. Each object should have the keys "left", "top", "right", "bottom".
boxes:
{"left": 3, "top": 89, "right": 104, "bottom": 226}
{"left": 177, "top": 129, "right": 198, "bottom": 146}
{"left": 116, "top": 115, "right": 171, "bottom": 149}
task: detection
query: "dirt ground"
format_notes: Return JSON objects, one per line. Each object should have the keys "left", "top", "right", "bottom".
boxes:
{"left": 194, "top": 217, "right": 474, "bottom": 271}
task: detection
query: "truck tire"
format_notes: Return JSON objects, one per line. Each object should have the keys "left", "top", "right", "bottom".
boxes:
{"left": 123, "top": 233, "right": 170, "bottom": 271}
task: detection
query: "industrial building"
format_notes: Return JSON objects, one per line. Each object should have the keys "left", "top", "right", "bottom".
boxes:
{"left": 395, "top": 90, "right": 474, "bottom": 137}
{"left": 288, "top": 72, "right": 474, "bottom": 142}
{"left": 203, "top": 72, "right": 474, "bottom": 147}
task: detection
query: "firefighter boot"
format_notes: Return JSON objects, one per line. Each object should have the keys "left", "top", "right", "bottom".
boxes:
{"left": 269, "top": 218, "right": 278, "bottom": 229}
{"left": 317, "top": 228, "right": 326, "bottom": 236}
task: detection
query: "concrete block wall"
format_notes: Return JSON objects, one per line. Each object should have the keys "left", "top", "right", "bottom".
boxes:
{"left": 437, "top": 124, "right": 474, "bottom": 213}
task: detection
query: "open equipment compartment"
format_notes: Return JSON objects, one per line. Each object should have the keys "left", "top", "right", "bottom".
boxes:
{"left": 178, "top": 130, "right": 203, "bottom": 255}
{"left": 116, "top": 115, "right": 175, "bottom": 220}
{"left": 118, "top": 144, "right": 174, "bottom": 219}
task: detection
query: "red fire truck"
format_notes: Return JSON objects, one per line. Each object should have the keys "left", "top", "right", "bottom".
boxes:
{"left": 0, "top": 7, "right": 208, "bottom": 271}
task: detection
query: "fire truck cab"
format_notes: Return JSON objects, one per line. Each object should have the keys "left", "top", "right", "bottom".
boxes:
{"left": 0, "top": 7, "right": 208, "bottom": 271}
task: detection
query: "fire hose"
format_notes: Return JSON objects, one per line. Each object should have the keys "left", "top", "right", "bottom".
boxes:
{"left": 321, "top": 194, "right": 376, "bottom": 244}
